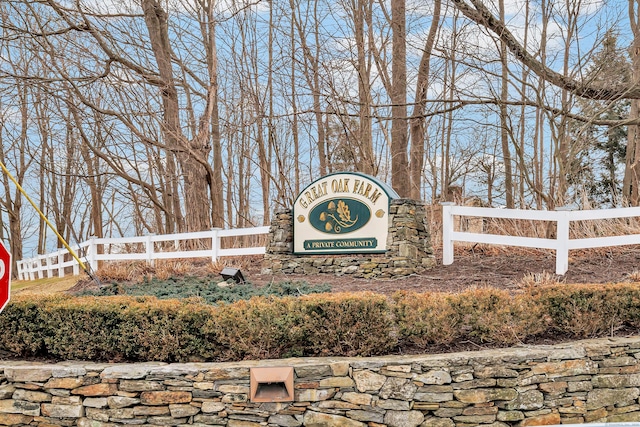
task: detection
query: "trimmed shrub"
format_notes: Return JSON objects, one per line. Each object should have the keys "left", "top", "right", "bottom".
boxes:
{"left": 203, "top": 296, "right": 302, "bottom": 360}
{"left": 3, "top": 282, "right": 640, "bottom": 362}
{"left": 203, "top": 292, "right": 394, "bottom": 360}
{"left": 532, "top": 283, "right": 640, "bottom": 338}
{"left": 0, "top": 296, "right": 49, "bottom": 356}
{"left": 394, "top": 288, "right": 547, "bottom": 349}
{"left": 393, "top": 291, "right": 460, "bottom": 348}
{"left": 0, "top": 292, "right": 394, "bottom": 362}
{"left": 447, "top": 288, "right": 547, "bottom": 345}
{"left": 292, "top": 292, "right": 395, "bottom": 357}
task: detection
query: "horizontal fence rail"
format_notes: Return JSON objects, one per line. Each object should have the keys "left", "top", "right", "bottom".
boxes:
{"left": 442, "top": 203, "right": 640, "bottom": 275}
{"left": 16, "top": 226, "right": 270, "bottom": 281}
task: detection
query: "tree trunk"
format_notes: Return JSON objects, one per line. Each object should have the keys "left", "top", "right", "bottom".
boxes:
{"left": 499, "top": 0, "right": 514, "bottom": 208}
{"left": 256, "top": 119, "right": 272, "bottom": 226}
{"left": 408, "top": 0, "right": 440, "bottom": 200}
{"left": 291, "top": 0, "right": 327, "bottom": 177}
{"left": 391, "top": 0, "right": 409, "bottom": 196}
{"left": 354, "top": 0, "right": 375, "bottom": 175}
{"left": 291, "top": 10, "right": 300, "bottom": 195}
{"left": 624, "top": 1, "right": 640, "bottom": 204}
{"left": 141, "top": 0, "right": 213, "bottom": 232}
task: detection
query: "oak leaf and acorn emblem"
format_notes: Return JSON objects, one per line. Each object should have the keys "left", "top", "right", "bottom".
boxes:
{"left": 319, "top": 200, "right": 358, "bottom": 233}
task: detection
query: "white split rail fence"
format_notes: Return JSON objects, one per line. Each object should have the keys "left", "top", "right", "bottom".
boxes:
{"left": 16, "top": 226, "right": 270, "bottom": 281}
{"left": 442, "top": 203, "right": 640, "bottom": 275}
{"left": 17, "top": 205, "right": 640, "bottom": 280}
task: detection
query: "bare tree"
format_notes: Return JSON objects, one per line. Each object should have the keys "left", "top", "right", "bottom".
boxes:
{"left": 344, "top": 0, "right": 377, "bottom": 174}
{"left": 408, "top": 0, "right": 441, "bottom": 199}
{"left": 623, "top": 1, "right": 640, "bottom": 204}
{"left": 390, "top": 0, "right": 409, "bottom": 195}
{"left": 290, "top": 0, "right": 329, "bottom": 177}
{"left": 498, "top": 0, "right": 514, "bottom": 208}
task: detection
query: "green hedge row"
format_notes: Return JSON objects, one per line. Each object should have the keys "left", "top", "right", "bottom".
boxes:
{"left": 1, "top": 283, "right": 639, "bottom": 362}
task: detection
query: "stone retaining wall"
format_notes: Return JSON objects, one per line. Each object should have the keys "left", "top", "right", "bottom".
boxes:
{"left": 2, "top": 337, "right": 640, "bottom": 426}
{"left": 262, "top": 199, "right": 434, "bottom": 278}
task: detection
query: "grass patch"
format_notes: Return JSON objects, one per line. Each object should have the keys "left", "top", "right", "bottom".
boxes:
{"left": 11, "top": 276, "right": 80, "bottom": 295}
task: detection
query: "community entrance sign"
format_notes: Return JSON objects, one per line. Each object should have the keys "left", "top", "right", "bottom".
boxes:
{"left": 0, "top": 241, "right": 10, "bottom": 313}
{"left": 293, "top": 172, "right": 399, "bottom": 254}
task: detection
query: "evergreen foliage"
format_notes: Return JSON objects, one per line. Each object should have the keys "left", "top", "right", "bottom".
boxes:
{"left": 77, "top": 276, "right": 332, "bottom": 305}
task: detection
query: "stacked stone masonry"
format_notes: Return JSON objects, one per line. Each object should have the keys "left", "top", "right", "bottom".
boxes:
{"left": 3, "top": 337, "right": 640, "bottom": 426}
{"left": 262, "top": 199, "right": 435, "bottom": 278}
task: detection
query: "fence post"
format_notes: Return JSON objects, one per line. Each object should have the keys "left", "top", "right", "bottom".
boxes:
{"left": 16, "top": 261, "right": 24, "bottom": 281}
{"left": 36, "top": 255, "right": 44, "bottom": 279}
{"left": 441, "top": 203, "right": 455, "bottom": 265}
{"left": 29, "top": 260, "right": 35, "bottom": 281}
{"left": 211, "top": 228, "right": 221, "bottom": 263}
{"left": 88, "top": 237, "right": 98, "bottom": 273}
{"left": 146, "top": 235, "right": 155, "bottom": 267}
{"left": 57, "top": 250, "right": 64, "bottom": 278}
{"left": 46, "top": 254, "right": 53, "bottom": 278}
{"left": 555, "top": 207, "right": 571, "bottom": 275}
{"left": 73, "top": 246, "right": 81, "bottom": 276}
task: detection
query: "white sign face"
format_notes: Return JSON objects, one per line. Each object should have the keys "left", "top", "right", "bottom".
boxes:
{"left": 293, "top": 172, "right": 399, "bottom": 255}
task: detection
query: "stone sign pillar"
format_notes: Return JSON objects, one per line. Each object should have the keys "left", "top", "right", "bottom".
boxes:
{"left": 262, "top": 172, "right": 434, "bottom": 278}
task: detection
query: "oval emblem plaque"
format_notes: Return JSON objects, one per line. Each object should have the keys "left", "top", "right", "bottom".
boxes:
{"left": 309, "top": 198, "right": 371, "bottom": 234}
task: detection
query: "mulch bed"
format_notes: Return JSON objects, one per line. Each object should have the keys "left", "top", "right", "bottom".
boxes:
{"left": 241, "top": 246, "right": 640, "bottom": 294}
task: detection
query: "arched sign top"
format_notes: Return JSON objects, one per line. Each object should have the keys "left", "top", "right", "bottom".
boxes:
{"left": 294, "top": 172, "right": 399, "bottom": 209}
{"left": 293, "top": 172, "right": 398, "bottom": 255}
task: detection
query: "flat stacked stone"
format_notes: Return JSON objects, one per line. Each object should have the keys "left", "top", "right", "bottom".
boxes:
{"left": 262, "top": 199, "right": 435, "bottom": 278}
{"left": 3, "top": 337, "right": 640, "bottom": 426}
